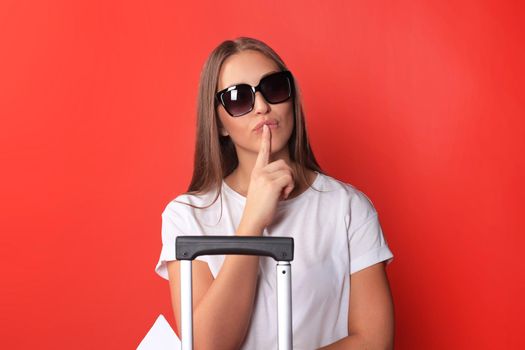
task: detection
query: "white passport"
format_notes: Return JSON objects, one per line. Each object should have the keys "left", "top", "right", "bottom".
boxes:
{"left": 137, "top": 314, "right": 181, "bottom": 350}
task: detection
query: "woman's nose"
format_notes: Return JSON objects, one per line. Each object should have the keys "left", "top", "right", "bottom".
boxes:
{"left": 253, "top": 91, "right": 270, "bottom": 115}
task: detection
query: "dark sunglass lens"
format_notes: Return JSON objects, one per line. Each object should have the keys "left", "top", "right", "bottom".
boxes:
{"left": 260, "top": 73, "right": 291, "bottom": 104}
{"left": 222, "top": 85, "right": 254, "bottom": 116}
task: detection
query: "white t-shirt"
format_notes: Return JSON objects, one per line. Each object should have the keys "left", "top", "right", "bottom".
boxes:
{"left": 155, "top": 172, "right": 394, "bottom": 349}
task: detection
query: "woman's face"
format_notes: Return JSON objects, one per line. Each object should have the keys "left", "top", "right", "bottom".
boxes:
{"left": 216, "top": 50, "right": 294, "bottom": 161}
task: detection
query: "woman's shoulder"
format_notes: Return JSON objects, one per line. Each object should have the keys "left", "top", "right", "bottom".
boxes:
{"left": 316, "top": 172, "right": 364, "bottom": 196}
{"left": 316, "top": 172, "right": 378, "bottom": 215}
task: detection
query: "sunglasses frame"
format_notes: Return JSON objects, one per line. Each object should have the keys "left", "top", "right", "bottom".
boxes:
{"left": 215, "top": 70, "right": 294, "bottom": 117}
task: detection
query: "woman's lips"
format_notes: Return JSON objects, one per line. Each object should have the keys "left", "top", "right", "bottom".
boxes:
{"left": 253, "top": 119, "right": 279, "bottom": 132}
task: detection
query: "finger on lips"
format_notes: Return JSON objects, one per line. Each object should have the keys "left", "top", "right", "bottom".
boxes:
{"left": 253, "top": 124, "right": 295, "bottom": 200}
{"left": 255, "top": 124, "right": 271, "bottom": 169}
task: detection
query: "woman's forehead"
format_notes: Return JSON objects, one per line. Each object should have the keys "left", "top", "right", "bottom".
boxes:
{"left": 217, "top": 50, "right": 280, "bottom": 90}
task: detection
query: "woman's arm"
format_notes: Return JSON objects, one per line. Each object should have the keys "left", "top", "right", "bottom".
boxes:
{"left": 167, "top": 217, "right": 268, "bottom": 350}
{"left": 167, "top": 244, "right": 260, "bottom": 350}
{"left": 318, "top": 262, "right": 395, "bottom": 350}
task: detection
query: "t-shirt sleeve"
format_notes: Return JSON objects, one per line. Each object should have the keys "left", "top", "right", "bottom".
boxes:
{"left": 346, "top": 190, "right": 394, "bottom": 274}
{"left": 154, "top": 199, "right": 210, "bottom": 280}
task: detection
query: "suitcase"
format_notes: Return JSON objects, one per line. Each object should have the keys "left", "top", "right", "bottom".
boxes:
{"left": 176, "top": 236, "right": 294, "bottom": 350}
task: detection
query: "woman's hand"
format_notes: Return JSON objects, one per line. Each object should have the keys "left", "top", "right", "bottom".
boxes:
{"left": 239, "top": 124, "right": 295, "bottom": 234}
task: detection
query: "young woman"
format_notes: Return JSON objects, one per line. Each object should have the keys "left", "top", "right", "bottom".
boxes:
{"left": 155, "top": 37, "right": 395, "bottom": 350}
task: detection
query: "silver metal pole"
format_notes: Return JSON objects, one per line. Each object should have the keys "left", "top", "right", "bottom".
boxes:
{"left": 180, "top": 260, "right": 193, "bottom": 350}
{"left": 276, "top": 261, "right": 292, "bottom": 350}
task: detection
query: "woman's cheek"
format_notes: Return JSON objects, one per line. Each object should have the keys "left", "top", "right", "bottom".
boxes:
{"left": 228, "top": 125, "right": 260, "bottom": 151}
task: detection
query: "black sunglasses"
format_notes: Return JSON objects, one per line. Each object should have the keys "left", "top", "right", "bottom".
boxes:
{"left": 216, "top": 70, "right": 294, "bottom": 117}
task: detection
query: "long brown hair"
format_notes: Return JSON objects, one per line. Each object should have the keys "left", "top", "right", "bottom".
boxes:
{"left": 186, "top": 37, "right": 322, "bottom": 206}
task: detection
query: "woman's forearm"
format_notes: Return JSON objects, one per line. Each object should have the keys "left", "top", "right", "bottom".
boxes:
{"left": 192, "top": 220, "right": 265, "bottom": 350}
{"left": 318, "top": 334, "right": 365, "bottom": 350}
{"left": 193, "top": 255, "right": 259, "bottom": 349}
{"left": 318, "top": 334, "right": 392, "bottom": 350}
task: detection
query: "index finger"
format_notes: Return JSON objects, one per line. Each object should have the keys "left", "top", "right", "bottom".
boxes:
{"left": 254, "top": 124, "right": 271, "bottom": 169}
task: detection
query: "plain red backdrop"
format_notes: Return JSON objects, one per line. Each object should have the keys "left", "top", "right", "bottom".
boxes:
{"left": 1, "top": 0, "right": 524, "bottom": 348}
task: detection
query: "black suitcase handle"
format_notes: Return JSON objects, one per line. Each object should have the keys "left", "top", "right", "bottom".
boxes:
{"left": 176, "top": 236, "right": 294, "bottom": 261}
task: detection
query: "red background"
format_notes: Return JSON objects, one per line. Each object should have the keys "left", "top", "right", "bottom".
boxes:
{"left": 1, "top": 0, "right": 524, "bottom": 348}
